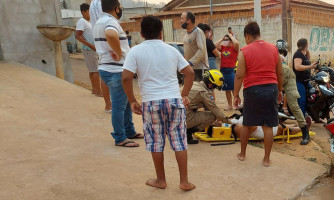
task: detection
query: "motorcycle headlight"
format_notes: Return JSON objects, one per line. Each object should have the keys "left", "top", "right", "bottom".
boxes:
{"left": 323, "top": 75, "right": 330, "bottom": 83}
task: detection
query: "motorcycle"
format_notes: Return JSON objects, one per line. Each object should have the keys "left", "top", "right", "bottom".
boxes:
{"left": 316, "top": 55, "right": 334, "bottom": 84}
{"left": 279, "top": 66, "right": 334, "bottom": 123}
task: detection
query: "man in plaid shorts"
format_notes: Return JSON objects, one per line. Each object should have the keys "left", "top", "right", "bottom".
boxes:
{"left": 122, "top": 15, "right": 196, "bottom": 191}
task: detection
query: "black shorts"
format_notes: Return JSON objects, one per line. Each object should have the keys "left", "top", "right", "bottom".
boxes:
{"left": 243, "top": 84, "right": 279, "bottom": 127}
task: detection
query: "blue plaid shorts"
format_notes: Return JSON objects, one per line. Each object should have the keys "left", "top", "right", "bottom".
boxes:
{"left": 142, "top": 98, "right": 188, "bottom": 152}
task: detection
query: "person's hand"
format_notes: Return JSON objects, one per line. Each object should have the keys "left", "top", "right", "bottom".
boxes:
{"left": 310, "top": 62, "right": 318, "bottom": 69}
{"left": 110, "top": 51, "right": 121, "bottom": 61}
{"left": 90, "top": 45, "right": 96, "bottom": 51}
{"left": 233, "top": 96, "right": 241, "bottom": 109}
{"left": 130, "top": 101, "right": 142, "bottom": 115}
{"left": 228, "top": 33, "right": 233, "bottom": 38}
{"left": 182, "top": 96, "right": 190, "bottom": 108}
{"left": 277, "top": 91, "right": 283, "bottom": 104}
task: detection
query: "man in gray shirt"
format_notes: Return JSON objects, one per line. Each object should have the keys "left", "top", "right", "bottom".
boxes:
{"left": 180, "top": 12, "right": 209, "bottom": 81}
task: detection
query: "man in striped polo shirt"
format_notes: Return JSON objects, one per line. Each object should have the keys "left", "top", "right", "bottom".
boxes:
{"left": 94, "top": 0, "right": 143, "bottom": 147}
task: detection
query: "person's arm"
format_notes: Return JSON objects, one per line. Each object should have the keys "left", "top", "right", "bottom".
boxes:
{"left": 294, "top": 58, "right": 317, "bottom": 71}
{"left": 214, "top": 39, "right": 223, "bottom": 51}
{"left": 201, "top": 92, "right": 229, "bottom": 123}
{"left": 188, "top": 31, "right": 207, "bottom": 66}
{"left": 233, "top": 51, "right": 246, "bottom": 108}
{"left": 75, "top": 21, "right": 96, "bottom": 51}
{"left": 228, "top": 33, "right": 239, "bottom": 52}
{"left": 122, "top": 69, "right": 142, "bottom": 115}
{"left": 180, "top": 66, "right": 195, "bottom": 107}
{"left": 276, "top": 55, "right": 284, "bottom": 103}
{"left": 207, "top": 39, "right": 220, "bottom": 58}
{"left": 212, "top": 48, "right": 220, "bottom": 57}
{"left": 105, "top": 29, "right": 122, "bottom": 61}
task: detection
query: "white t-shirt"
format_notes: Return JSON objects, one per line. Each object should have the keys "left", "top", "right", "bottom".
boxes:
{"left": 94, "top": 13, "right": 129, "bottom": 73}
{"left": 89, "top": 0, "right": 102, "bottom": 30}
{"left": 123, "top": 40, "right": 189, "bottom": 102}
{"left": 76, "top": 18, "right": 94, "bottom": 50}
{"left": 231, "top": 117, "right": 278, "bottom": 139}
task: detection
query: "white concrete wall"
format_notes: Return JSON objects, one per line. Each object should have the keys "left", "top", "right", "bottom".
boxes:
{"left": 0, "top": 0, "right": 73, "bottom": 82}
{"left": 292, "top": 23, "right": 334, "bottom": 63}
{"left": 163, "top": 15, "right": 282, "bottom": 48}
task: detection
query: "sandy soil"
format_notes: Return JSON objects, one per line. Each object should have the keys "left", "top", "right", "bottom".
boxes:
{"left": 69, "top": 54, "right": 334, "bottom": 199}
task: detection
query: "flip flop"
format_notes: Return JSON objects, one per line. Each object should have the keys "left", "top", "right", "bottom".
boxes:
{"left": 104, "top": 109, "right": 112, "bottom": 114}
{"left": 128, "top": 133, "right": 144, "bottom": 139}
{"left": 116, "top": 140, "right": 139, "bottom": 147}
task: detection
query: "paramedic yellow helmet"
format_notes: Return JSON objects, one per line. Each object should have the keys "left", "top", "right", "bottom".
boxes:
{"left": 203, "top": 69, "right": 224, "bottom": 90}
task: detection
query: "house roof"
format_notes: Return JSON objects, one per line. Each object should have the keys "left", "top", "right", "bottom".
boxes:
{"left": 162, "top": 0, "right": 334, "bottom": 9}
{"left": 130, "top": 1, "right": 279, "bottom": 19}
{"left": 130, "top": 0, "right": 334, "bottom": 20}
{"left": 292, "top": 0, "right": 334, "bottom": 9}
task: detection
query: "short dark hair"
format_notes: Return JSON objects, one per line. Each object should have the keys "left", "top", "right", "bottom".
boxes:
{"left": 224, "top": 34, "right": 232, "bottom": 41}
{"left": 186, "top": 12, "right": 195, "bottom": 24}
{"left": 297, "top": 38, "right": 308, "bottom": 51}
{"left": 244, "top": 21, "right": 260, "bottom": 37}
{"left": 197, "top": 23, "right": 211, "bottom": 33}
{"left": 228, "top": 27, "right": 232, "bottom": 30}
{"left": 141, "top": 15, "right": 163, "bottom": 40}
{"left": 101, "top": 0, "right": 120, "bottom": 12}
{"left": 125, "top": 30, "right": 129, "bottom": 34}
{"left": 80, "top": 3, "right": 90, "bottom": 12}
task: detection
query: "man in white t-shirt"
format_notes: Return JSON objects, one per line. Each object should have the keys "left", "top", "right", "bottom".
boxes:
{"left": 89, "top": 0, "right": 102, "bottom": 30}
{"left": 95, "top": 0, "right": 142, "bottom": 147}
{"left": 75, "top": 4, "right": 104, "bottom": 99}
{"left": 122, "top": 16, "right": 195, "bottom": 191}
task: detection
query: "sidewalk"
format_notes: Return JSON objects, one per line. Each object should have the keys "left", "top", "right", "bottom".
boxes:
{"left": 0, "top": 62, "right": 330, "bottom": 200}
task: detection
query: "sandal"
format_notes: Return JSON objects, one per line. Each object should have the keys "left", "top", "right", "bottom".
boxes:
{"left": 104, "top": 109, "right": 112, "bottom": 114}
{"left": 116, "top": 140, "right": 139, "bottom": 147}
{"left": 128, "top": 133, "right": 144, "bottom": 139}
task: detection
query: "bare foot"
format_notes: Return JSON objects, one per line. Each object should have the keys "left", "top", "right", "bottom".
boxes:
{"left": 263, "top": 159, "right": 271, "bottom": 167}
{"left": 179, "top": 182, "right": 196, "bottom": 191}
{"left": 237, "top": 153, "right": 245, "bottom": 161}
{"left": 224, "top": 106, "right": 233, "bottom": 111}
{"left": 146, "top": 179, "right": 167, "bottom": 189}
{"left": 95, "top": 92, "right": 103, "bottom": 97}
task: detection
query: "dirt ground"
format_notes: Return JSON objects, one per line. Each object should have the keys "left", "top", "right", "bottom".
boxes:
{"left": 69, "top": 54, "right": 334, "bottom": 199}
{"left": 1, "top": 57, "right": 333, "bottom": 199}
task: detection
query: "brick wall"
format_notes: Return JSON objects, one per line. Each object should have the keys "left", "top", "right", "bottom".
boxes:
{"left": 291, "top": 5, "right": 334, "bottom": 27}
{"left": 291, "top": 5, "right": 334, "bottom": 63}
{"left": 121, "top": 7, "right": 283, "bottom": 47}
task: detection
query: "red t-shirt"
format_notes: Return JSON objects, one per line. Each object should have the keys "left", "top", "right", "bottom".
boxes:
{"left": 220, "top": 45, "right": 238, "bottom": 68}
{"left": 241, "top": 40, "right": 279, "bottom": 89}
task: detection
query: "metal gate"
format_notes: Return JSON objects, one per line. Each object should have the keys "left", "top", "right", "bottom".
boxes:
{"left": 163, "top": 19, "right": 174, "bottom": 42}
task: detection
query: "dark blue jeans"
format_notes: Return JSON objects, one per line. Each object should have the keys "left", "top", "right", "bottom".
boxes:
{"left": 99, "top": 70, "right": 136, "bottom": 144}
{"left": 296, "top": 81, "right": 307, "bottom": 116}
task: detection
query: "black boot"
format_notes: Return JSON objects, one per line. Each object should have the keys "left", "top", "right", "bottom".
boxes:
{"left": 300, "top": 126, "right": 310, "bottom": 145}
{"left": 187, "top": 127, "right": 199, "bottom": 144}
